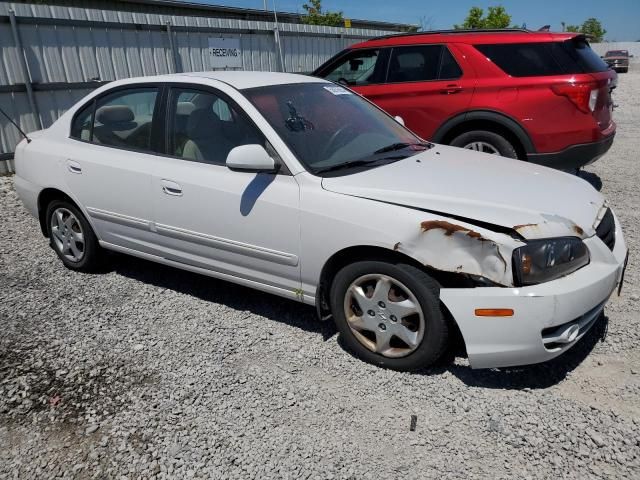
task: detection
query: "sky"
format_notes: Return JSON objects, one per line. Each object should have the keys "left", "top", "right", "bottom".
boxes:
{"left": 189, "top": 0, "right": 640, "bottom": 41}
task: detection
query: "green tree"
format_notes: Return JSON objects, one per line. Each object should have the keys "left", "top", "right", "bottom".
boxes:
{"left": 301, "top": 0, "right": 344, "bottom": 27}
{"left": 454, "top": 6, "right": 485, "bottom": 29}
{"left": 484, "top": 6, "right": 512, "bottom": 28}
{"left": 564, "top": 18, "right": 607, "bottom": 42}
{"left": 454, "top": 6, "right": 512, "bottom": 29}
{"left": 579, "top": 18, "right": 607, "bottom": 42}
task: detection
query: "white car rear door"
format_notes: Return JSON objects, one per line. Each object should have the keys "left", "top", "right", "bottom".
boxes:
{"left": 65, "top": 86, "right": 162, "bottom": 254}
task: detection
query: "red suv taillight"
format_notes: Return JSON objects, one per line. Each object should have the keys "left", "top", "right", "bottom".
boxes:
{"left": 551, "top": 82, "right": 599, "bottom": 114}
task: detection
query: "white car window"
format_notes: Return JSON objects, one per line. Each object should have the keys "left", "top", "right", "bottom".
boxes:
{"left": 70, "top": 102, "right": 93, "bottom": 141}
{"left": 243, "top": 82, "right": 428, "bottom": 176}
{"left": 169, "top": 88, "right": 263, "bottom": 165}
{"left": 74, "top": 88, "right": 159, "bottom": 152}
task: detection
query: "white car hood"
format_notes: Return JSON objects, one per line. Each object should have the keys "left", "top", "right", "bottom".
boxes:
{"left": 321, "top": 145, "right": 605, "bottom": 239}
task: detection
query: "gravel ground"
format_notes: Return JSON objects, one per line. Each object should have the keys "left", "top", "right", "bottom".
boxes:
{"left": 1, "top": 70, "right": 640, "bottom": 480}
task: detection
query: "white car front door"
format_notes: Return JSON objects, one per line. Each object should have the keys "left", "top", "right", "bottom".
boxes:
{"left": 64, "top": 86, "right": 161, "bottom": 254}
{"left": 150, "top": 86, "right": 302, "bottom": 295}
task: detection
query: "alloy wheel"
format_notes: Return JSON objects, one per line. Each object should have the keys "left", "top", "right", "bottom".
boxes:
{"left": 463, "top": 141, "right": 500, "bottom": 154}
{"left": 50, "top": 207, "right": 85, "bottom": 262}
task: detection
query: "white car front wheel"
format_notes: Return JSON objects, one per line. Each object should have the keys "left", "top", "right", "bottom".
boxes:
{"left": 330, "top": 260, "right": 449, "bottom": 371}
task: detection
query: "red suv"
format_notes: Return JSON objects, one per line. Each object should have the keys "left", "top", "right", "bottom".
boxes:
{"left": 314, "top": 29, "right": 617, "bottom": 170}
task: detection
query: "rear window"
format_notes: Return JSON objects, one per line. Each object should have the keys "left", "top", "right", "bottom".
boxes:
{"left": 475, "top": 39, "right": 609, "bottom": 77}
{"left": 605, "top": 50, "right": 628, "bottom": 57}
{"left": 70, "top": 87, "right": 160, "bottom": 153}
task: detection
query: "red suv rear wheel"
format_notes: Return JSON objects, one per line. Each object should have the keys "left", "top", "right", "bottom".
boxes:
{"left": 450, "top": 130, "right": 518, "bottom": 159}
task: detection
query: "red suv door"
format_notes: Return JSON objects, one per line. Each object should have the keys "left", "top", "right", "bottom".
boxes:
{"left": 357, "top": 44, "right": 476, "bottom": 140}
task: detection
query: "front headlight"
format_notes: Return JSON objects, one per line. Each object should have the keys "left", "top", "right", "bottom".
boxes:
{"left": 512, "top": 237, "right": 590, "bottom": 286}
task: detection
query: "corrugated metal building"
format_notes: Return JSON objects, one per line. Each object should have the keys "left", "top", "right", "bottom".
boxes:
{"left": 0, "top": 0, "right": 413, "bottom": 173}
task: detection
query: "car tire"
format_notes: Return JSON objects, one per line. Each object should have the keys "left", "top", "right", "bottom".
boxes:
{"left": 450, "top": 130, "right": 518, "bottom": 159}
{"left": 330, "top": 260, "right": 448, "bottom": 371}
{"left": 46, "top": 200, "right": 103, "bottom": 272}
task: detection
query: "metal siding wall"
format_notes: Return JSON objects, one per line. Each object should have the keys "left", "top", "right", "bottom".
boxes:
{"left": 35, "top": 88, "right": 91, "bottom": 128}
{"left": 0, "top": 24, "right": 22, "bottom": 85}
{"left": 0, "top": 92, "right": 30, "bottom": 158}
{"left": 0, "top": 2, "right": 397, "bottom": 168}
{"left": 1, "top": 88, "right": 92, "bottom": 159}
{"left": 280, "top": 34, "right": 354, "bottom": 73}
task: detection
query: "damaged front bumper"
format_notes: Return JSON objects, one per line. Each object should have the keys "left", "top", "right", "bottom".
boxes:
{"left": 440, "top": 213, "right": 627, "bottom": 369}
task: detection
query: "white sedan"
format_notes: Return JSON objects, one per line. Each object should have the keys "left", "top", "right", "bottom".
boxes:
{"left": 13, "top": 72, "right": 628, "bottom": 371}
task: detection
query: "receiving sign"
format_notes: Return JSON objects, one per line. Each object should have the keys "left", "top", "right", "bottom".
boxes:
{"left": 208, "top": 37, "right": 243, "bottom": 69}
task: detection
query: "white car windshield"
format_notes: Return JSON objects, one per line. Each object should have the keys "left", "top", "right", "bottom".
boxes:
{"left": 242, "top": 83, "right": 429, "bottom": 175}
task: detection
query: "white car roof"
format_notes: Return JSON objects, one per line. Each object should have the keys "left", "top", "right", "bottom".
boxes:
{"left": 104, "top": 71, "right": 329, "bottom": 91}
{"left": 181, "top": 71, "right": 329, "bottom": 89}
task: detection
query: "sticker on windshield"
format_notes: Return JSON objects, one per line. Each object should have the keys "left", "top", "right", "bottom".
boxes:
{"left": 324, "top": 86, "right": 352, "bottom": 96}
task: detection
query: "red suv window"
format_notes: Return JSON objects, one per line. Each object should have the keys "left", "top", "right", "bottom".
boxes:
{"left": 475, "top": 39, "right": 609, "bottom": 77}
{"left": 439, "top": 47, "right": 464, "bottom": 79}
{"left": 389, "top": 45, "right": 463, "bottom": 82}
{"left": 388, "top": 45, "right": 442, "bottom": 82}
{"left": 322, "top": 45, "right": 463, "bottom": 86}
{"left": 323, "top": 49, "right": 387, "bottom": 86}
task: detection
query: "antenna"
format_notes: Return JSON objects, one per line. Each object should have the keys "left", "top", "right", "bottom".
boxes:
{"left": 0, "top": 106, "right": 31, "bottom": 143}
{"left": 272, "top": 0, "right": 285, "bottom": 72}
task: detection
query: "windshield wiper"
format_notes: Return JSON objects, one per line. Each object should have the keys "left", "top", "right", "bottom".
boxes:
{"left": 373, "top": 142, "right": 431, "bottom": 154}
{"left": 315, "top": 159, "right": 377, "bottom": 174}
{"left": 314, "top": 158, "right": 396, "bottom": 174}
{"left": 314, "top": 143, "right": 430, "bottom": 174}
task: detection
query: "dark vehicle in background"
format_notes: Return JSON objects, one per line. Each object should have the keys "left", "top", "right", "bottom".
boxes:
{"left": 314, "top": 29, "right": 617, "bottom": 171}
{"left": 603, "top": 50, "right": 632, "bottom": 73}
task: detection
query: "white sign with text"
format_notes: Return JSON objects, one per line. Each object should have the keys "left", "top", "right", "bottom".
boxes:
{"left": 208, "top": 37, "right": 243, "bottom": 69}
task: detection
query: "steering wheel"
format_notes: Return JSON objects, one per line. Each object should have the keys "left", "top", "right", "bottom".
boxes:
{"left": 321, "top": 124, "right": 356, "bottom": 159}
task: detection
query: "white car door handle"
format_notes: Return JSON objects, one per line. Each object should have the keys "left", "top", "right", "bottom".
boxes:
{"left": 66, "top": 160, "right": 82, "bottom": 174}
{"left": 161, "top": 179, "right": 183, "bottom": 196}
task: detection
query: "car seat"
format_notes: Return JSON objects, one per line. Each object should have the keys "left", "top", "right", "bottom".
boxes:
{"left": 92, "top": 105, "right": 137, "bottom": 147}
{"left": 183, "top": 108, "right": 234, "bottom": 165}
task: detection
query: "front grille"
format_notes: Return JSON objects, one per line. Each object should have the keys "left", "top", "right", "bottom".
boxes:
{"left": 596, "top": 208, "right": 616, "bottom": 251}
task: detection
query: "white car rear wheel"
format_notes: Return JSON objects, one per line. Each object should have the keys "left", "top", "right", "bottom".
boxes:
{"left": 46, "top": 200, "right": 103, "bottom": 272}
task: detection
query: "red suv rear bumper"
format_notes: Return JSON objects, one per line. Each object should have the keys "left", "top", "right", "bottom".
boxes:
{"left": 527, "top": 133, "right": 615, "bottom": 171}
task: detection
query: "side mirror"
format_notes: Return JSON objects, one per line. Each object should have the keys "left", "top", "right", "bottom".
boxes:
{"left": 226, "top": 144, "right": 278, "bottom": 173}
{"left": 394, "top": 116, "right": 405, "bottom": 126}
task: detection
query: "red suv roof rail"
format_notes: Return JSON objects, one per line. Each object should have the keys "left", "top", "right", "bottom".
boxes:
{"left": 370, "top": 28, "right": 531, "bottom": 41}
